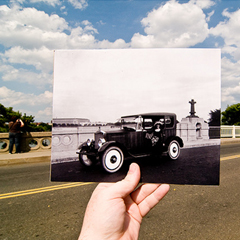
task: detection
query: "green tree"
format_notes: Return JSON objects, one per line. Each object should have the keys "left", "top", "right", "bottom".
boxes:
{"left": 0, "top": 103, "right": 51, "bottom": 132}
{"left": 208, "top": 109, "right": 221, "bottom": 126}
{"left": 0, "top": 104, "right": 21, "bottom": 132}
{"left": 222, "top": 103, "right": 240, "bottom": 125}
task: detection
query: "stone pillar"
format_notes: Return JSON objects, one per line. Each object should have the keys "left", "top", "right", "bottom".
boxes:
{"left": 177, "top": 117, "right": 209, "bottom": 142}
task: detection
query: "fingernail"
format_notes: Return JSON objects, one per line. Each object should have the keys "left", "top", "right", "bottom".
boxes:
{"left": 128, "top": 163, "right": 137, "bottom": 174}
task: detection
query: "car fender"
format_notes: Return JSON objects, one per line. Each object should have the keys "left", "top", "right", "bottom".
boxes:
{"left": 166, "top": 136, "right": 184, "bottom": 148}
{"left": 77, "top": 141, "right": 88, "bottom": 150}
{"left": 76, "top": 140, "right": 96, "bottom": 153}
{"left": 76, "top": 141, "right": 89, "bottom": 154}
{"left": 98, "top": 141, "right": 127, "bottom": 155}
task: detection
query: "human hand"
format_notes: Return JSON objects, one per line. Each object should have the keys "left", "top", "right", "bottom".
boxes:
{"left": 18, "top": 119, "right": 24, "bottom": 127}
{"left": 78, "top": 163, "right": 170, "bottom": 240}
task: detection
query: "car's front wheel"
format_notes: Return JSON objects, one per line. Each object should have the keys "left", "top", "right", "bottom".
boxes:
{"left": 167, "top": 140, "right": 180, "bottom": 160}
{"left": 79, "top": 150, "right": 96, "bottom": 167}
{"left": 102, "top": 146, "right": 124, "bottom": 173}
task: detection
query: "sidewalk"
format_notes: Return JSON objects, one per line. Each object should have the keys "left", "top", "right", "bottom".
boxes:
{"left": 184, "top": 138, "right": 240, "bottom": 148}
{"left": 0, "top": 150, "right": 51, "bottom": 166}
{"left": 220, "top": 138, "right": 240, "bottom": 145}
{"left": 0, "top": 138, "right": 239, "bottom": 166}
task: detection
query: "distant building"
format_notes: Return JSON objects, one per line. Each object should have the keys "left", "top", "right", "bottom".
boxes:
{"left": 52, "top": 118, "right": 90, "bottom": 126}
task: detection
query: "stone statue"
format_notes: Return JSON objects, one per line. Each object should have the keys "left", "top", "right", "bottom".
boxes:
{"left": 187, "top": 99, "right": 198, "bottom": 118}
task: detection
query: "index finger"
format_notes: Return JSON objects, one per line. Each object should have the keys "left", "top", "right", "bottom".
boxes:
{"left": 133, "top": 184, "right": 170, "bottom": 217}
{"left": 131, "top": 183, "right": 161, "bottom": 205}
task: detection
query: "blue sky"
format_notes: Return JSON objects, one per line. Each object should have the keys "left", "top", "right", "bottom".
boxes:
{"left": 0, "top": 0, "right": 240, "bottom": 123}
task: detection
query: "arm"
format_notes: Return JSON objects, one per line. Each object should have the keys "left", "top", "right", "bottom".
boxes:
{"left": 18, "top": 119, "right": 24, "bottom": 127}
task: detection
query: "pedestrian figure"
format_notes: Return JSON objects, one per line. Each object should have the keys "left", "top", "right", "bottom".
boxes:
{"left": 9, "top": 116, "right": 24, "bottom": 154}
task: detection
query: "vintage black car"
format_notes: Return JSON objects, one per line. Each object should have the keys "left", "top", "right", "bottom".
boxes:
{"left": 76, "top": 113, "right": 184, "bottom": 173}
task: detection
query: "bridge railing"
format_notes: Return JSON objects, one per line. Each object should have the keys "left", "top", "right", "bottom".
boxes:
{"left": 221, "top": 125, "right": 240, "bottom": 138}
{"left": 0, "top": 132, "right": 52, "bottom": 153}
{"left": 1, "top": 125, "right": 239, "bottom": 154}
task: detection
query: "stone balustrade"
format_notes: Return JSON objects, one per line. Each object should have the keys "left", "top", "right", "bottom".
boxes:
{"left": 1, "top": 125, "right": 233, "bottom": 158}
{"left": 51, "top": 125, "right": 119, "bottom": 163}
{"left": 0, "top": 132, "right": 52, "bottom": 153}
{"left": 221, "top": 125, "right": 240, "bottom": 138}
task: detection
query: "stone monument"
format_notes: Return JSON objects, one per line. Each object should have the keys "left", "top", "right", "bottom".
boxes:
{"left": 177, "top": 99, "right": 209, "bottom": 142}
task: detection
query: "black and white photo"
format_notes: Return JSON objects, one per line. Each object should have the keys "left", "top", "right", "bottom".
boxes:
{"left": 51, "top": 48, "right": 221, "bottom": 185}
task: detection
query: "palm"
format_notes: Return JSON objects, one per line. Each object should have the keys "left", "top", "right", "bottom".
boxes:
{"left": 79, "top": 164, "right": 169, "bottom": 240}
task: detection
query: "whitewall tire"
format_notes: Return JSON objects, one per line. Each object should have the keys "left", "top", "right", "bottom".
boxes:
{"left": 102, "top": 146, "right": 124, "bottom": 173}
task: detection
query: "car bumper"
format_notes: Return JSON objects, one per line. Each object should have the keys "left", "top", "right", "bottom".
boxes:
{"left": 76, "top": 149, "right": 98, "bottom": 157}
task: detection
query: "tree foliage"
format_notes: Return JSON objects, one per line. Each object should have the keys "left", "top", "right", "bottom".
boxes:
{"left": 0, "top": 103, "right": 51, "bottom": 132}
{"left": 222, "top": 103, "right": 240, "bottom": 125}
{"left": 208, "top": 109, "right": 221, "bottom": 126}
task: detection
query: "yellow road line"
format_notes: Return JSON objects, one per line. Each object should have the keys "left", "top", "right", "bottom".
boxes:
{"left": 0, "top": 182, "right": 92, "bottom": 200}
{"left": 0, "top": 182, "right": 87, "bottom": 196}
{"left": 1, "top": 154, "right": 239, "bottom": 200}
{"left": 220, "top": 154, "right": 240, "bottom": 161}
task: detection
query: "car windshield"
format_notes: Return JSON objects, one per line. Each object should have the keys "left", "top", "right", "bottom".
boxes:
{"left": 120, "top": 116, "right": 140, "bottom": 130}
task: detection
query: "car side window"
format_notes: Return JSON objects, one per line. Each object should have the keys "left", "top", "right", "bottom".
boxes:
{"left": 165, "top": 116, "right": 174, "bottom": 128}
{"left": 143, "top": 118, "right": 153, "bottom": 130}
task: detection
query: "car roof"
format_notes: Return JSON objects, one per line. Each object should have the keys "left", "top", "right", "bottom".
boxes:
{"left": 121, "top": 112, "right": 176, "bottom": 118}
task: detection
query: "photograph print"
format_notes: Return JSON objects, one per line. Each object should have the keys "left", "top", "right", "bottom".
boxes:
{"left": 51, "top": 48, "right": 221, "bottom": 185}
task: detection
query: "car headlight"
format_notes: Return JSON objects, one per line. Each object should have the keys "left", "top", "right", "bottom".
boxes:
{"left": 98, "top": 138, "right": 106, "bottom": 148}
{"left": 86, "top": 139, "right": 93, "bottom": 146}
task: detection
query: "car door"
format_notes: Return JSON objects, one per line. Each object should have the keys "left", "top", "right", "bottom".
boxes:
{"left": 125, "top": 117, "right": 152, "bottom": 155}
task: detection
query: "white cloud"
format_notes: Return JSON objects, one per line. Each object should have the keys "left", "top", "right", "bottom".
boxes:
{"left": 35, "top": 106, "right": 52, "bottom": 122}
{"left": 68, "top": 0, "right": 88, "bottom": 10}
{"left": 0, "top": 4, "right": 129, "bottom": 51}
{"left": 60, "top": 5, "right": 66, "bottom": 11}
{"left": 1, "top": 5, "right": 68, "bottom": 32}
{"left": 0, "top": 5, "right": 111, "bottom": 50}
{"left": 0, "top": 6, "right": 131, "bottom": 112}
{"left": 0, "top": 4, "right": 129, "bottom": 91}
{"left": 0, "top": 6, "right": 84, "bottom": 86}
{"left": 131, "top": 0, "right": 209, "bottom": 48}
{"left": 96, "top": 39, "right": 129, "bottom": 49}
{"left": 210, "top": 8, "right": 240, "bottom": 61}
{"left": 206, "top": 10, "right": 214, "bottom": 22}
{"left": 0, "top": 5, "right": 69, "bottom": 49}
{"left": 97, "top": 20, "right": 106, "bottom": 26}
{"left": 2, "top": 46, "right": 53, "bottom": 72}
{"left": 29, "top": 0, "right": 61, "bottom": 7}
{"left": 0, "top": 86, "right": 52, "bottom": 106}
{"left": 0, "top": 86, "right": 53, "bottom": 122}
{"left": 222, "top": 83, "right": 240, "bottom": 105}
{"left": 221, "top": 57, "right": 240, "bottom": 108}
{"left": 190, "top": 0, "right": 215, "bottom": 9}
{"left": 221, "top": 58, "right": 240, "bottom": 106}
{"left": 0, "top": 0, "right": 239, "bottom": 121}
{"left": 209, "top": 8, "right": 240, "bottom": 108}
{"left": 0, "top": 64, "right": 52, "bottom": 86}
{"left": 80, "top": 20, "right": 98, "bottom": 34}
{"left": 221, "top": 57, "right": 240, "bottom": 85}
{"left": 27, "top": 0, "right": 88, "bottom": 10}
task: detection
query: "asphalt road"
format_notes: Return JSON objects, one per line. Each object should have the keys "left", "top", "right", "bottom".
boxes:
{"left": 0, "top": 143, "right": 239, "bottom": 240}
{"left": 51, "top": 145, "right": 220, "bottom": 185}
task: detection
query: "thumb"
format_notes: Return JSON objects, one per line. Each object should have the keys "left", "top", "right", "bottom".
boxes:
{"left": 110, "top": 163, "right": 141, "bottom": 198}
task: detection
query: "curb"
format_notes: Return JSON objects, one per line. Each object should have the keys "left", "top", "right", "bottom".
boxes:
{"left": 221, "top": 138, "right": 240, "bottom": 145}
{"left": 0, "top": 152, "right": 51, "bottom": 167}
